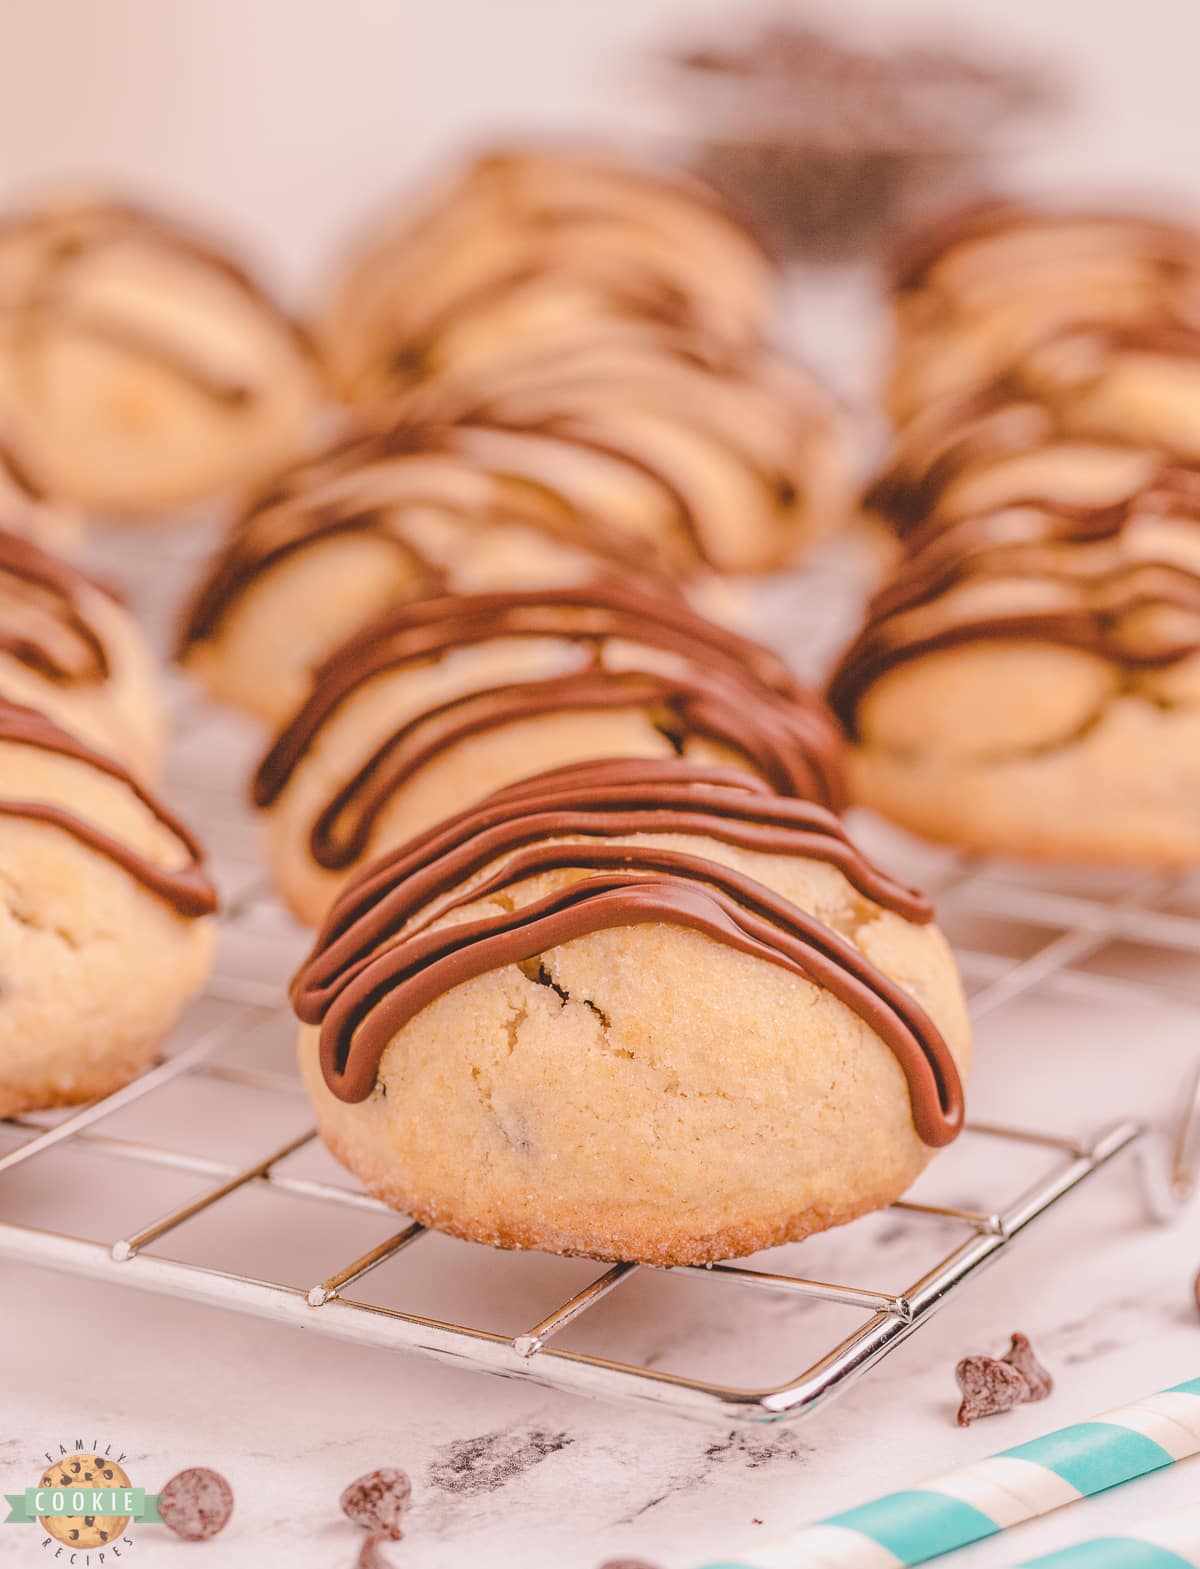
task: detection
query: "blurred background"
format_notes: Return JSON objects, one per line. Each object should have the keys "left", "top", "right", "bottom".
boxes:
{"left": 0, "top": 0, "right": 1193, "bottom": 308}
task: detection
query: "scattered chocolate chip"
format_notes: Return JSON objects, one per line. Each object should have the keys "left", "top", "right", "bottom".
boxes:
{"left": 1193, "top": 1267, "right": 1200, "bottom": 1315}
{"left": 956, "top": 1332, "right": 1054, "bottom": 1426}
{"left": 1004, "top": 1331, "right": 1053, "bottom": 1401}
{"left": 356, "top": 1530, "right": 397, "bottom": 1569}
{"left": 157, "top": 1467, "right": 234, "bottom": 1541}
{"left": 340, "top": 1469, "right": 412, "bottom": 1542}
{"left": 596, "top": 1561, "right": 663, "bottom": 1569}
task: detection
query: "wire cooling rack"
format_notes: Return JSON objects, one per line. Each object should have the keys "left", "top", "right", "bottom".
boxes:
{"left": 0, "top": 527, "right": 1191, "bottom": 1428}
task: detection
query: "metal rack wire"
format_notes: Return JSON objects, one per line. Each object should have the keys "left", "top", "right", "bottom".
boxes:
{"left": 0, "top": 530, "right": 1190, "bottom": 1427}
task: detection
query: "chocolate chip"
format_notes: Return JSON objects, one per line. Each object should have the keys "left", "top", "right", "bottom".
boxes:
{"left": 157, "top": 1467, "right": 234, "bottom": 1541}
{"left": 956, "top": 1355, "right": 1027, "bottom": 1425}
{"left": 357, "top": 1531, "right": 397, "bottom": 1569}
{"left": 1004, "top": 1331, "right": 1053, "bottom": 1401}
{"left": 596, "top": 1560, "right": 663, "bottom": 1569}
{"left": 955, "top": 1331, "right": 1054, "bottom": 1426}
{"left": 340, "top": 1468, "right": 412, "bottom": 1541}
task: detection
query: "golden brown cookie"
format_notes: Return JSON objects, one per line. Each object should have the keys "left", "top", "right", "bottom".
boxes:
{"left": 323, "top": 146, "right": 775, "bottom": 406}
{"left": 0, "top": 193, "right": 320, "bottom": 515}
{"left": 0, "top": 699, "right": 216, "bottom": 1116}
{"left": 887, "top": 200, "right": 1200, "bottom": 422}
{"left": 0, "top": 527, "right": 165, "bottom": 775}
{"left": 252, "top": 580, "right": 846, "bottom": 923}
{"left": 292, "top": 759, "right": 969, "bottom": 1265}
{"left": 830, "top": 478, "right": 1200, "bottom": 863}
{"left": 178, "top": 421, "right": 703, "bottom": 726}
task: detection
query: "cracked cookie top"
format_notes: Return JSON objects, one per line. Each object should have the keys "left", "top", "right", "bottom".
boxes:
{"left": 292, "top": 757, "right": 962, "bottom": 1146}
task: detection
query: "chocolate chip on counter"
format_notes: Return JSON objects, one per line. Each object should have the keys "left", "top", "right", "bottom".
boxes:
{"left": 340, "top": 1469, "right": 412, "bottom": 1541}
{"left": 1193, "top": 1267, "right": 1200, "bottom": 1316}
{"left": 596, "top": 1561, "right": 664, "bottom": 1568}
{"left": 1003, "top": 1331, "right": 1053, "bottom": 1401}
{"left": 158, "top": 1467, "right": 234, "bottom": 1540}
{"left": 955, "top": 1331, "right": 1054, "bottom": 1426}
{"left": 357, "top": 1530, "right": 398, "bottom": 1569}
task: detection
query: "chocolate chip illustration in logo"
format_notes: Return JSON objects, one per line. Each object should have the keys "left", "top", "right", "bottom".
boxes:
{"left": 37, "top": 1454, "right": 132, "bottom": 1549}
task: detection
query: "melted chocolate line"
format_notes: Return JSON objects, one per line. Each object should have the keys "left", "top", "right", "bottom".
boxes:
{"left": 296, "top": 775, "right": 931, "bottom": 1010}
{"left": 176, "top": 427, "right": 669, "bottom": 652}
{"left": 3, "top": 200, "right": 312, "bottom": 410}
{"left": 0, "top": 527, "right": 111, "bottom": 683}
{"left": 890, "top": 202, "right": 1200, "bottom": 295}
{"left": 300, "top": 667, "right": 830, "bottom": 869}
{"left": 314, "top": 871, "right": 960, "bottom": 1146}
{"left": 829, "top": 606, "right": 1200, "bottom": 739}
{"left": 0, "top": 698, "right": 217, "bottom": 916}
{"left": 252, "top": 583, "right": 844, "bottom": 827}
{"left": 289, "top": 758, "right": 958, "bottom": 1143}
{"left": 831, "top": 484, "right": 1200, "bottom": 733}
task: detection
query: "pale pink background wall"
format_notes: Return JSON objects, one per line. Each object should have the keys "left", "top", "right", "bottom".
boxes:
{"left": 0, "top": 0, "right": 1193, "bottom": 298}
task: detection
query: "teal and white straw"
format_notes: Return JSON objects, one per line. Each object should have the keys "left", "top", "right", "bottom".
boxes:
{"left": 1016, "top": 1501, "right": 1200, "bottom": 1566}
{"left": 700, "top": 1377, "right": 1200, "bottom": 1569}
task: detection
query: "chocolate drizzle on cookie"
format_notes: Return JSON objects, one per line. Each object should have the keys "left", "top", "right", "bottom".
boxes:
{"left": 292, "top": 758, "right": 961, "bottom": 1145}
{"left": 0, "top": 527, "right": 112, "bottom": 683}
{"left": 177, "top": 422, "right": 672, "bottom": 654}
{"left": 829, "top": 483, "right": 1200, "bottom": 736}
{"left": 1, "top": 198, "right": 313, "bottom": 408}
{"left": 0, "top": 697, "right": 217, "bottom": 916}
{"left": 251, "top": 581, "right": 846, "bottom": 866}
{"left": 890, "top": 201, "right": 1200, "bottom": 296}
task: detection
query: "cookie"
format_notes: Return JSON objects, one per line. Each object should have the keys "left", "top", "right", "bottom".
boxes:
{"left": 0, "top": 193, "right": 320, "bottom": 515}
{"left": 887, "top": 201, "right": 1200, "bottom": 422}
{"left": 323, "top": 147, "right": 775, "bottom": 406}
{"left": 251, "top": 581, "right": 846, "bottom": 923}
{"left": 865, "top": 385, "right": 1175, "bottom": 559}
{"left": 38, "top": 1454, "right": 131, "bottom": 1549}
{"left": 0, "top": 430, "right": 79, "bottom": 549}
{"left": 292, "top": 758, "right": 969, "bottom": 1266}
{"left": 401, "top": 336, "right": 854, "bottom": 573}
{"left": 830, "top": 479, "right": 1200, "bottom": 863}
{"left": 0, "top": 527, "right": 165, "bottom": 776}
{"left": 179, "top": 421, "right": 697, "bottom": 727}
{"left": 0, "top": 699, "right": 216, "bottom": 1116}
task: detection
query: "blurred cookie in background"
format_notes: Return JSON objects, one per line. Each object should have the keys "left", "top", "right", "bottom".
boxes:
{"left": 0, "top": 193, "right": 321, "bottom": 518}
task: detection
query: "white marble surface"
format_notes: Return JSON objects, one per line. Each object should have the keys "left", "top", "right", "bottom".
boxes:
{"left": 3, "top": 4, "right": 1200, "bottom": 1566}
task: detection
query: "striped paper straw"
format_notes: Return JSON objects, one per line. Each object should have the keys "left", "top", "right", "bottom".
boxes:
{"left": 1016, "top": 1501, "right": 1200, "bottom": 1566}
{"left": 699, "top": 1377, "right": 1200, "bottom": 1569}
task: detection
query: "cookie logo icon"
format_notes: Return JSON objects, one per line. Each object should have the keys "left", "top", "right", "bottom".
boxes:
{"left": 37, "top": 1454, "right": 132, "bottom": 1549}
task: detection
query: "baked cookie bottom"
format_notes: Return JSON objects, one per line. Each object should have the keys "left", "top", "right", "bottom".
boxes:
{"left": 314, "top": 1112, "right": 915, "bottom": 1266}
{"left": 848, "top": 696, "right": 1200, "bottom": 866}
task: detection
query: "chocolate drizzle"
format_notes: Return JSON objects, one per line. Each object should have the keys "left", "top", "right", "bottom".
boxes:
{"left": 0, "top": 527, "right": 111, "bottom": 683}
{"left": 1, "top": 198, "right": 313, "bottom": 408}
{"left": 890, "top": 201, "right": 1200, "bottom": 295}
{"left": 177, "top": 422, "right": 671, "bottom": 654}
{"left": 291, "top": 758, "right": 961, "bottom": 1146}
{"left": 252, "top": 582, "right": 846, "bottom": 867}
{"left": 0, "top": 697, "right": 217, "bottom": 917}
{"left": 829, "top": 483, "right": 1200, "bottom": 736}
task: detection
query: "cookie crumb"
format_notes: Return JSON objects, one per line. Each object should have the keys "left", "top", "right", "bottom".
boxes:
{"left": 956, "top": 1332, "right": 1054, "bottom": 1426}
{"left": 341, "top": 1469, "right": 412, "bottom": 1541}
{"left": 157, "top": 1468, "right": 234, "bottom": 1540}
